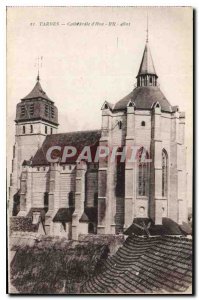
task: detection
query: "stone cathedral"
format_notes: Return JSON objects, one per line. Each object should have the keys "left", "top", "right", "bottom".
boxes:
{"left": 9, "top": 37, "right": 188, "bottom": 239}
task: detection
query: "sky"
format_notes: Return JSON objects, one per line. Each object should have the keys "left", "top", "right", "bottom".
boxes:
{"left": 7, "top": 6, "right": 193, "bottom": 205}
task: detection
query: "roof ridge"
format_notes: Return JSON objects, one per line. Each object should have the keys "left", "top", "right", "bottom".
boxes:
{"left": 31, "top": 129, "right": 102, "bottom": 166}
{"left": 49, "top": 129, "right": 101, "bottom": 136}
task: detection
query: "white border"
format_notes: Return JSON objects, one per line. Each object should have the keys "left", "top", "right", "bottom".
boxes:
{"left": 1, "top": 1, "right": 197, "bottom": 299}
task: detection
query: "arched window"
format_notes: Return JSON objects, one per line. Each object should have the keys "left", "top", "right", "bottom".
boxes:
{"left": 139, "top": 206, "right": 145, "bottom": 216}
{"left": 116, "top": 161, "right": 125, "bottom": 197}
{"left": 50, "top": 128, "right": 53, "bottom": 134}
{"left": 88, "top": 223, "right": 94, "bottom": 234}
{"left": 137, "top": 147, "right": 149, "bottom": 197}
{"left": 144, "top": 75, "right": 147, "bottom": 86}
{"left": 45, "top": 126, "right": 47, "bottom": 134}
{"left": 23, "top": 125, "right": 25, "bottom": 134}
{"left": 118, "top": 120, "right": 122, "bottom": 129}
{"left": 162, "top": 150, "right": 168, "bottom": 197}
{"left": 141, "top": 121, "right": 145, "bottom": 127}
{"left": 94, "top": 192, "right": 98, "bottom": 207}
{"left": 12, "top": 191, "right": 20, "bottom": 216}
{"left": 30, "top": 125, "right": 33, "bottom": 133}
{"left": 44, "top": 192, "right": 49, "bottom": 212}
{"left": 69, "top": 191, "right": 75, "bottom": 208}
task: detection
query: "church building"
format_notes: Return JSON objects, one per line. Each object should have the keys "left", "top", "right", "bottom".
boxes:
{"left": 9, "top": 35, "right": 188, "bottom": 239}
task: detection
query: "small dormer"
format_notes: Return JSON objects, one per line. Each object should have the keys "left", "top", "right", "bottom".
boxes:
{"left": 127, "top": 100, "right": 135, "bottom": 108}
{"left": 154, "top": 101, "right": 160, "bottom": 108}
{"left": 101, "top": 101, "right": 113, "bottom": 111}
{"left": 152, "top": 101, "right": 161, "bottom": 111}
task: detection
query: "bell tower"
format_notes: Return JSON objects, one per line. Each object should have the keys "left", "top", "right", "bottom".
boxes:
{"left": 9, "top": 74, "right": 59, "bottom": 215}
{"left": 15, "top": 73, "right": 59, "bottom": 162}
{"left": 136, "top": 41, "right": 158, "bottom": 87}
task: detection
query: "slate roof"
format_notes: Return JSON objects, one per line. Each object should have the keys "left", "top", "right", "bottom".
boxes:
{"left": 179, "top": 222, "right": 192, "bottom": 236}
{"left": 81, "top": 235, "right": 192, "bottom": 294}
{"left": 124, "top": 218, "right": 192, "bottom": 237}
{"left": 32, "top": 130, "right": 101, "bottom": 166}
{"left": 113, "top": 86, "right": 173, "bottom": 113}
{"left": 137, "top": 43, "right": 157, "bottom": 77}
{"left": 22, "top": 80, "right": 52, "bottom": 102}
{"left": 16, "top": 100, "right": 58, "bottom": 126}
{"left": 53, "top": 208, "right": 75, "bottom": 223}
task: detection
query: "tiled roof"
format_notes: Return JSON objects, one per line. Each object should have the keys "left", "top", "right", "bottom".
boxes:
{"left": 137, "top": 43, "right": 157, "bottom": 77}
{"left": 81, "top": 235, "right": 192, "bottom": 294}
{"left": 31, "top": 130, "right": 101, "bottom": 166}
{"left": 22, "top": 80, "right": 52, "bottom": 101}
{"left": 113, "top": 86, "right": 173, "bottom": 112}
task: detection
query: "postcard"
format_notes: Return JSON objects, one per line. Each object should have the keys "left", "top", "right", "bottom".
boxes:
{"left": 7, "top": 6, "right": 193, "bottom": 294}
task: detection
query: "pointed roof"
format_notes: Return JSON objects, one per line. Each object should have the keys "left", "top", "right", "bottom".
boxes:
{"left": 137, "top": 42, "right": 157, "bottom": 77}
{"left": 22, "top": 77, "right": 52, "bottom": 101}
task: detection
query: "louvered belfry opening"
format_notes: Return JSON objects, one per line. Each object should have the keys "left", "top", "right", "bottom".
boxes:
{"left": 137, "top": 74, "right": 157, "bottom": 87}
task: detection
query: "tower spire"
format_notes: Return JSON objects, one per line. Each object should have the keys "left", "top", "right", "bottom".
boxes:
{"left": 37, "top": 69, "right": 40, "bottom": 81}
{"left": 35, "top": 56, "right": 43, "bottom": 81}
{"left": 146, "top": 13, "right": 149, "bottom": 43}
{"left": 136, "top": 18, "right": 158, "bottom": 88}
